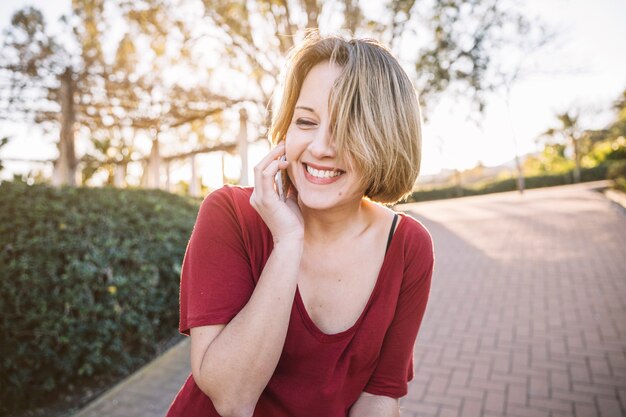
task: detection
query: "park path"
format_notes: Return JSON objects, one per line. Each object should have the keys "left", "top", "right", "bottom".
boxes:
{"left": 74, "top": 181, "right": 626, "bottom": 417}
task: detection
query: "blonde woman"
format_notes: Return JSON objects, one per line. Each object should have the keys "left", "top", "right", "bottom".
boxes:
{"left": 167, "top": 32, "right": 434, "bottom": 417}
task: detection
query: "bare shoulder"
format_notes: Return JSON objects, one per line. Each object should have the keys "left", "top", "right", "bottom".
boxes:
{"left": 366, "top": 201, "right": 402, "bottom": 231}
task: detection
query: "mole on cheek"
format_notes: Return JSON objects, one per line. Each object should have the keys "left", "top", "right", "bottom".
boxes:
{"left": 338, "top": 192, "right": 342, "bottom": 196}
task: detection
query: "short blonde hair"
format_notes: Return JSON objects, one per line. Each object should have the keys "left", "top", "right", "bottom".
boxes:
{"left": 269, "top": 31, "right": 422, "bottom": 204}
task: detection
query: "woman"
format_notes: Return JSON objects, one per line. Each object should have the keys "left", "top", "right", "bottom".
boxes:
{"left": 166, "top": 32, "right": 434, "bottom": 417}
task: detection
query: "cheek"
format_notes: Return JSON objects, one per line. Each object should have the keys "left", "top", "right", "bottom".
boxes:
{"left": 284, "top": 139, "right": 298, "bottom": 185}
{"left": 284, "top": 140, "right": 296, "bottom": 162}
{"left": 286, "top": 164, "right": 296, "bottom": 189}
{"left": 285, "top": 124, "right": 312, "bottom": 153}
{"left": 284, "top": 128, "right": 308, "bottom": 164}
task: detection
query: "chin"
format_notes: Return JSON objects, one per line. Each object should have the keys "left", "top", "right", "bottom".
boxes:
{"left": 298, "top": 193, "right": 338, "bottom": 211}
{"left": 296, "top": 185, "right": 361, "bottom": 211}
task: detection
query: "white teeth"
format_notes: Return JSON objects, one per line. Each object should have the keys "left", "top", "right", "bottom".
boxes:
{"left": 306, "top": 164, "right": 343, "bottom": 178}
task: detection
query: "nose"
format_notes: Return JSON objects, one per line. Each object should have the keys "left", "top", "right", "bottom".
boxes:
{"left": 307, "top": 125, "right": 336, "bottom": 159}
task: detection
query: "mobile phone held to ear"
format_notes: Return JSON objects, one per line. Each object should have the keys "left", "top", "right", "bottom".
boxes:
{"left": 275, "top": 155, "right": 287, "bottom": 202}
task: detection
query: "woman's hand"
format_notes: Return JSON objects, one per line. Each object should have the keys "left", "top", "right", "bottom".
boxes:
{"left": 250, "top": 143, "right": 304, "bottom": 244}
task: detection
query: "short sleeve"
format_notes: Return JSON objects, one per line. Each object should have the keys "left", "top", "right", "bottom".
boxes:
{"left": 179, "top": 186, "right": 255, "bottom": 335}
{"left": 364, "top": 223, "right": 434, "bottom": 398}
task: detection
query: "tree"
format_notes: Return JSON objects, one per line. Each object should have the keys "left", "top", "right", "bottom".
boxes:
{"left": 1, "top": 0, "right": 547, "bottom": 186}
{"left": 609, "top": 89, "right": 626, "bottom": 141}
{"left": 197, "top": 0, "right": 546, "bottom": 115}
{"left": 0, "top": 1, "right": 246, "bottom": 186}
{"left": 0, "top": 7, "right": 76, "bottom": 184}
{"left": 523, "top": 143, "right": 571, "bottom": 176}
{"left": 539, "top": 112, "right": 584, "bottom": 182}
{"left": 582, "top": 89, "right": 626, "bottom": 166}
{"left": 0, "top": 137, "right": 8, "bottom": 173}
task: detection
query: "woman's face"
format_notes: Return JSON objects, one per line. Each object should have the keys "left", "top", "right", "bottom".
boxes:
{"left": 285, "top": 61, "right": 366, "bottom": 211}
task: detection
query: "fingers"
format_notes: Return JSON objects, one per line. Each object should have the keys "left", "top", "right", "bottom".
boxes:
{"left": 251, "top": 144, "right": 288, "bottom": 206}
{"left": 257, "top": 142, "right": 285, "bottom": 170}
{"left": 258, "top": 157, "right": 286, "bottom": 193}
{"left": 253, "top": 144, "right": 284, "bottom": 184}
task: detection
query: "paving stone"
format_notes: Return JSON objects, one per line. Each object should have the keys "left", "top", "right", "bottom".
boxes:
{"left": 73, "top": 338, "right": 190, "bottom": 417}
{"left": 400, "top": 182, "right": 626, "bottom": 417}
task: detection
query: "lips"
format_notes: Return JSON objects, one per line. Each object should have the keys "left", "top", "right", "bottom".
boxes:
{"left": 302, "top": 163, "right": 345, "bottom": 185}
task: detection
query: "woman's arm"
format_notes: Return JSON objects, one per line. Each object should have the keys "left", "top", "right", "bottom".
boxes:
{"left": 190, "top": 143, "right": 304, "bottom": 417}
{"left": 190, "top": 239, "right": 302, "bottom": 417}
{"left": 349, "top": 392, "right": 400, "bottom": 417}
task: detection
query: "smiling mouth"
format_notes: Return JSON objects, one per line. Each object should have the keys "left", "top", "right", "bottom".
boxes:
{"left": 303, "top": 163, "right": 345, "bottom": 179}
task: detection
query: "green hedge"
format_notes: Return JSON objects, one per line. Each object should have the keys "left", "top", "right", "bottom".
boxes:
{"left": 406, "top": 165, "right": 610, "bottom": 203}
{"left": 607, "top": 160, "right": 626, "bottom": 192}
{"left": 0, "top": 181, "right": 199, "bottom": 415}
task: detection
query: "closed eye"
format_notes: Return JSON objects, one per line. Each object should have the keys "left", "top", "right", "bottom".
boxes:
{"left": 295, "top": 118, "right": 317, "bottom": 127}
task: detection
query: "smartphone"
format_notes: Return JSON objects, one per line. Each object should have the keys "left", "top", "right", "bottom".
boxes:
{"left": 275, "top": 155, "right": 287, "bottom": 202}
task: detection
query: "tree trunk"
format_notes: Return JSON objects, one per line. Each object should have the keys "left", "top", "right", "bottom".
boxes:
{"left": 165, "top": 160, "right": 172, "bottom": 192}
{"left": 515, "top": 154, "right": 525, "bottom": 194}
{"left": 572, "top": 136, "right": 581, "bottom": 183}
{"left": 189, "top": 154, "right": 199, "bottom": 197}
{"left": 114, "top": 162, "right": 127, "bottom": 188}
{"left": 454, "top": 169, "right": 463, "bottom": 198}
{"left": 238, "top": 108, "right": 249, "bottom": 186}
{"left": 53, "top": 67, "right": 76, "bottom": 186}
{"left": 343, "top": 0, "right": 361, "bottom": 34}
{"left": 302, "top": 0, "right": 320, "bottom": 29}
{"left": 145, "top": 137, "right": 161, "bottom": 188}
{"left": 221, "top": 152, "right": 228, "bottom": 184}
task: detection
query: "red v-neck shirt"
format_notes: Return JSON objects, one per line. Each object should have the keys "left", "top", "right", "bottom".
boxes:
{"left": 166, "top": 185, "right": 434, "bottom": 417}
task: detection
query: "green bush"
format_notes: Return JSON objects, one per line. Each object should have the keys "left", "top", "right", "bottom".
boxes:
{"left": 614, "top": 178, "right": 626, "bottom": 193}
{"left": 579, "top": 164, "right": 609, "bottom": 181}
{"left": 607, "top": 160, "right": 626, "bottom": 192}
{"left": 607, "top": 160, "right": 626, "bottom": 180}
{"left": 0, "top": 181, "right": 199, "bottom": 415}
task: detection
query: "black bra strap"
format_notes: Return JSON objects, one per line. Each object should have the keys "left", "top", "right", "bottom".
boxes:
{"left": 385, "top": 213, "right": 399, "bottom": 254}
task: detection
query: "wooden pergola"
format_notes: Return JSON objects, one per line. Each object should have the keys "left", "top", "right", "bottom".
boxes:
{"left": 138, "top": 109, "right": 266, "bottom": 196}
{"left": 36, "top": 67, "right": 264, "bottom": 195}
{"left": 4, "top": 109, "right": 263, "bottom": 196}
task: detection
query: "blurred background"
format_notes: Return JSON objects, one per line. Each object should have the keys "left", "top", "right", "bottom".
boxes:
{"left": 1, "top": 0, "right": 625, "bottom": 196}
{"left": 1, "top": 1, "right": 625, "bottom": 417}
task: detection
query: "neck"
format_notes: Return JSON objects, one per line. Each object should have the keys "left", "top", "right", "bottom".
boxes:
{"left": 299, "top": 197, "right": 373, "bottom": 246}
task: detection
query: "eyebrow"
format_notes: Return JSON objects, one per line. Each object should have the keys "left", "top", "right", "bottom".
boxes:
{"left": 294, "top": 106, "right": 316, "bottom": 113}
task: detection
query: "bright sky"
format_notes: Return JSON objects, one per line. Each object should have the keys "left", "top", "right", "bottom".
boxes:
{"left": 1, "top": 0, "right": 625, "bottom": 188}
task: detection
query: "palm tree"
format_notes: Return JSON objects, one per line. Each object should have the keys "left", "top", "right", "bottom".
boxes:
{"left": 541, "top": 112, "right": 583, "bottom": 183}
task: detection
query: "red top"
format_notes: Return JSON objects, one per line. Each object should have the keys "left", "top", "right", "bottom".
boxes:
{"left": 166, "top": 185, "right": 434, "bottom": 417}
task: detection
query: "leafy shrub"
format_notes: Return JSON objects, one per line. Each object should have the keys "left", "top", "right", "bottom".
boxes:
{"left": 607, "top": 160, "right": 626, "bottom": 192}
{"left": 587, "top": 137, "right": 626, "bottom": 164}
{"left": 607, "top": 160, "right": 626, "bottom": 180}
{"left": 579, "top": 164, "right": 608, "bottom": 181}
{"left": 614, "top": 178, "right": 626, "bottom": 193}
{"left": 0, "top": 181, "right": 199, "bottom": 415}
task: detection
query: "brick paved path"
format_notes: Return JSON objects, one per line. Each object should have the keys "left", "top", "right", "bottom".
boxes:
{"left": 74, "top": 181, "right": 626, "bottom": 417}
{"left": 397, "top": 181, "right": 626, "bottom": 417}
{"left": 73, "top": 337, "right": 190, "bottom": 417}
